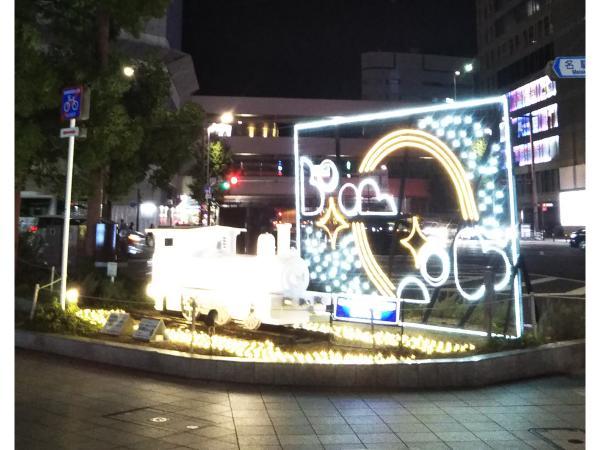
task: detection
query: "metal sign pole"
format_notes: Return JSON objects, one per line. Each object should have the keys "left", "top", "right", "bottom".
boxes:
{"left": 59, "top": 118, "right": 76, "bottom": 310}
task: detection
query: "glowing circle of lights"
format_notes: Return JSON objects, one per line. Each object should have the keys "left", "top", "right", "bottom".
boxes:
{"left": 453, "top": 227, "right": 512, "bottom": 301}
{"left": 338, "top": 183, "right": 360, "bottom": 216}
{"left": 396, "top": 276, "right": 431, "bottom": 304}
{"left": 417, "top": 243, "right": 451, "bottom": 287}
{"left": 315, "top": 159, "right": 340, "bottom": 193}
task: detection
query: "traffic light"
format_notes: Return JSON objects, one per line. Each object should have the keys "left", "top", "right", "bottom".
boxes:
{"left": 218, "top": 173, "right": 240, "bottom": 191}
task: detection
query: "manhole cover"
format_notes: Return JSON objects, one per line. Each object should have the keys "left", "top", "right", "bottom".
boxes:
{"left": 151, "top": 417, "right": 168, "bottom": 423}
{"left": 529, "top": 428, "right": 585, "bottom": 449}
{"left": 104, "top": 407, "right": 215, "bottom": 431}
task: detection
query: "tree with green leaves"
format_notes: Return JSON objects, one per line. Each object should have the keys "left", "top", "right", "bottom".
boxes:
{"left": 187, "top": 139, "right": 233, "bottom": 205}
{"left": 15, "top": 0, "right": 205, "bottom": 257}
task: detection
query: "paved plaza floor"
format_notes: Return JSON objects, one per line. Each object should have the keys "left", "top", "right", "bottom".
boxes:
{"left": 15, "top": 349, "right": 585, "bottom": 449}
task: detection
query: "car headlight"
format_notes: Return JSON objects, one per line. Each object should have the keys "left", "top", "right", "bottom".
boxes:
{"left": 570, "top": 232, "right": 577, "bottom": 238}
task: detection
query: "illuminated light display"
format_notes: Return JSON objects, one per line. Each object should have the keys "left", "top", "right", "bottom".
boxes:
{"left": 453, "top": 226, "right": 511, "bottom": 301}
{"left": 418, "top": 242, "right": 451, "bottom": 287}
{"left": 75, "top": 307, "right": 477, "bottom": 360}
{"left": 295, "top": 96, "right": 523, "bottom": 338}
{"left": 316, "top": 197, "right": 350, "bottom": 250}
{"left": 338, "top": 178, "right": 398, "bottom": 217}
{"left": 400, "top": 216, "right": 429, "bottom": 268}
{"left": 396, "top": 276, "right": 431, "bottom": 304}
{"left": 145, "top": 226, "right": 310, "bottom": 329}
{"left": 358, "top": 129, "right": 479, "bottom": 221}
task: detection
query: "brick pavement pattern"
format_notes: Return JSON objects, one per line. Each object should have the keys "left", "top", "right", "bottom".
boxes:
{"left": 15, "top": 349, "right": 585, "bottom": 449}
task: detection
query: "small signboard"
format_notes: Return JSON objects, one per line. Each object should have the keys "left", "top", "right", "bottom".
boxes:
{"left": 107, "top": 262, "right": 118, "bottom": 278}
{"left": 101, "top": 312, "right": 134, "bottom": 336}
{"left": 60, "top": 127, "right": 80, "bottom": 138}
{"left": 552, "top": 57, "right": 585, "bottom": 78}
{"left": 333, "top": 294, "right": 400, "bottom": 325}
{"left": 133, "top": 318, "right": 167, "bottom": 342}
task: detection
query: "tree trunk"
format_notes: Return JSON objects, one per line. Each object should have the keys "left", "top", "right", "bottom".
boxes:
{"left": 84, "top": 9, "right": 110, "bottom": 256}
{"left": 85, "top": 168, "right": 104, "bottom": 256}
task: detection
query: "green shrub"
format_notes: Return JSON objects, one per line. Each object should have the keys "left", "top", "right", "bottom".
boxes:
{"left": 24, "top": 298, "right": 101, "bottom": 336}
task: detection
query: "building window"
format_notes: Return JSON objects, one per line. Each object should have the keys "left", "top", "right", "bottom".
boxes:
{"left": 527, "top": 0, "right": 540, "bottom": 16}
{"left": 272, "top": 123, "right": 279, "bottom": 137}
{"left": 528, "top": 26, "right": 534, "bottom": 43}
{"left": 262, "top": 123, "right": 269, "bottom": 138}
{"left": 544, "top": 16, "right": 551, "bottom": 35}
{"left": 247, "top": 124, "right": 255, "bottom": 138}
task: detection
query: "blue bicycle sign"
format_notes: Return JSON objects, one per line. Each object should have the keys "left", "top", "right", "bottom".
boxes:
{"left": 61, "top": 86, "right": 83, "bottom": 120}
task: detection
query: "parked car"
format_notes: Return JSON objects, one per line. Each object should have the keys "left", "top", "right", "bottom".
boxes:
{"left": 569, "top": 228, "right": 585, "bottom": 249}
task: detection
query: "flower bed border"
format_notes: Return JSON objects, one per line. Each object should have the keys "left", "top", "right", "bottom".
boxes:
{"left": 15, "top": 330, "right": 584, "bottom": 388}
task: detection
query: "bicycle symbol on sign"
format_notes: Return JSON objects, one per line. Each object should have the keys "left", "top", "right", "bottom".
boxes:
{"left": 63, "top": 95, "right": 80, "bottom": 114}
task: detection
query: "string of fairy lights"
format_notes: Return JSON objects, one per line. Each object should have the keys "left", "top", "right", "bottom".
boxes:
{"left": 74, "top": 307, "right": 477, "bottom": 362}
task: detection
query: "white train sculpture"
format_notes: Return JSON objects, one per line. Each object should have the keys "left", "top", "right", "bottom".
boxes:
{"left": 145, "top": 224, "right": 311, "bottom": 329}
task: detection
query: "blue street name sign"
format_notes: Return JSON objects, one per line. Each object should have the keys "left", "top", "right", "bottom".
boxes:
{"left": 61, "top": 86, "right": 83, "bottom": 120}
{"left": 552, "top": 57, "right": 585, "bottom": 78}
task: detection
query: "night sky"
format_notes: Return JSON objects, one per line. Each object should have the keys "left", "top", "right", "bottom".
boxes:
{"left": 182, "top": 0, "right": 477, "bottom": 100}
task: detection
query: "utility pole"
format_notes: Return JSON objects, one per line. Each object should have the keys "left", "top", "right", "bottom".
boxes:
{"left": 527, "top": 112, "right": 540, "bottom": 235}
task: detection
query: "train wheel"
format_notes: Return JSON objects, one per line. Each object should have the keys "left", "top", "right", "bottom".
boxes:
{"left": 243, "top": 311, "right": 261, "bottom": 330}
{"left": 180, "top": 296, "right": 199, "bottom": 322}
{"left": 215, "top": 308, "right": 231, "bottom": 326}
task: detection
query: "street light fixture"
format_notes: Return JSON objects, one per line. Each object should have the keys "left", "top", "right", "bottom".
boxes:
{"left": 123, "top": 66, "right": 135, "bottom": 77}
{"left": 220, "top": 111, "right": 234, "bottom": 124}
{"left": 452, "top": 63, "right": 474, "bottom": 101}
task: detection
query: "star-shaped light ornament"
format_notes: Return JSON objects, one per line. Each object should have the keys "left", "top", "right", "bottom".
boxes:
{"left": 316, "top": 197, "right": 350, "bottom": 250}
{"left": 400, "top": 216, "right": 428, "bottom": 268}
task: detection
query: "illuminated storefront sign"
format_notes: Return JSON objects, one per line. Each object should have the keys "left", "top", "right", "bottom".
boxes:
{"left": 507, "top": 75, "right": 556, "bottom": 112}
{"left": 511, "top": 103, "right": 558, "bottom": 138}
{"left": 295, "top": 97, "right": 523, "bottom": 338}
{"left": 559, "top": 190, "right": 586, "bottom": 226}
{"left": 513, "top": 135, "right": 559, "bottom": 166}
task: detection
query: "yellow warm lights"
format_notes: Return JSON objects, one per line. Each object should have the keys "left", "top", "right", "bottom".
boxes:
{"left": 400, "top": 216, "right": 429, "bottom": 268}
{"left": 75, "top": 308, "right": 475, "bottom": 362}
{"left": 296, "top": 322, "right": 476, "bottom": 356}
{"left": 316, "top": 197, "right": 350, "bottom": 250}
{"left": 359, "top": 129, "right": 479, "bottom": 221}
{"left": 75, "top": 308, "right": 126, "bottom": 327}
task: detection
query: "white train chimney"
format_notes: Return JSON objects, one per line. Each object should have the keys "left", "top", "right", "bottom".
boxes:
{"left": 276, "top": 223, "right": 292, "bottom": 256}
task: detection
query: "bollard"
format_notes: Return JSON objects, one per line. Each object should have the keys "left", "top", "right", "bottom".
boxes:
{"left": 483, "top": 266, "right": 495, "bottom": 338}
{"left": 190, "top": 299, "right": 196, "bottom": 354}
{"left": 30, "top": 283, "right": 40, "bottom": 321}
{"left": 529, "top": 293, "right": 538, "bottom": 337}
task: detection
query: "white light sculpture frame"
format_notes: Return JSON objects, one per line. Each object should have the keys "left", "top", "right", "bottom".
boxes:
{"left": 294, "top": 96, "right": 523, "bottom": 338}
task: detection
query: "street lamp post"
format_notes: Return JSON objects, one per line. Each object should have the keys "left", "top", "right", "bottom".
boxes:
{"left": 510, "top": 112, "right": 540, "bottom": 236}
{"left": 452, "top": 63, "right": 473, "bottom": 101}
{"left": 453, "top": 70, "right": 460, "bottom": 101}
